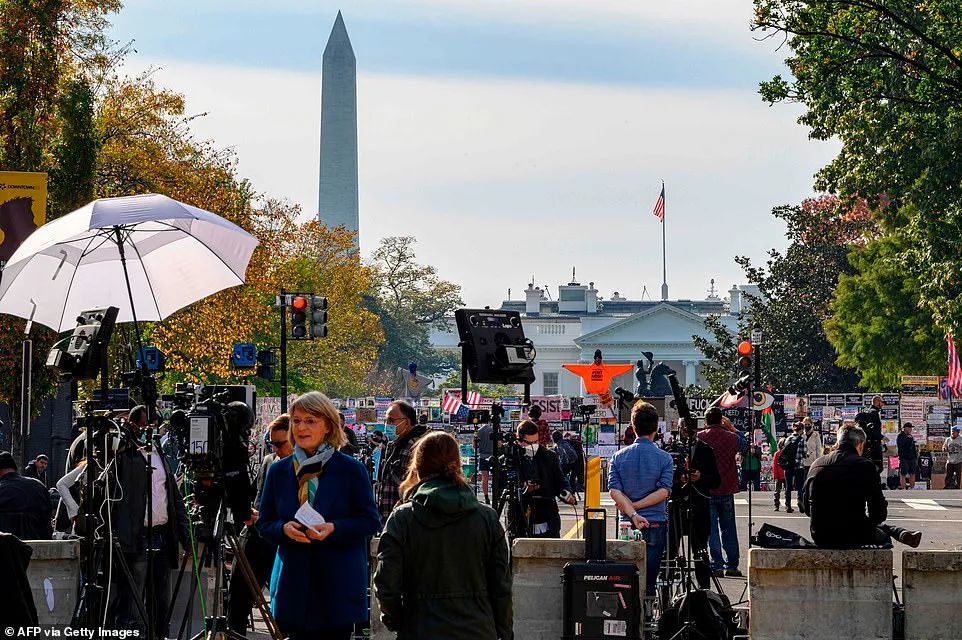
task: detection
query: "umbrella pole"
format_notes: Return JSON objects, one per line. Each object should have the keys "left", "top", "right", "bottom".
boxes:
{"left": 114, "top": 226, "right": 157, "bottom": 639}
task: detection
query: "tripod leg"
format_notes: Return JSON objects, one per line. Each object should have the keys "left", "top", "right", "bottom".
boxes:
{"left": 226, "top": 531, "right": 283, "bottom": 640}
{"left": 178, "top": 542, "right": 208, "bottom": 640}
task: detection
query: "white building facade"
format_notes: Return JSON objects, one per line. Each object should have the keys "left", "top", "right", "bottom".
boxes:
{"left": 431, "top": 276, "right": 758, "bottom": 396}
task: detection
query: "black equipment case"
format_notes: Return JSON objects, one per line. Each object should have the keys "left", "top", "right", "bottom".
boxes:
{"left": 561, "top": 560, "right": 640, "bottom": 639}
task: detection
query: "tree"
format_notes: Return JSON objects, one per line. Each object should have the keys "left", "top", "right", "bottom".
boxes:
{"left": 826, "top": 224, "right": 944, "bottom": 389}
{"left": 694, "top": 196, "right": 869, "bottom": 394}
{"left": 753, "top": 0, "right": 962, "bottom": 333}
{"left": 735, "top": 196, "right": 868, "bottom": 393}
{"left": 367, "top": 236, "right": 463, "bottom": 383}
{"left": 0, "top": 0, "right": 119, "bottom": 417}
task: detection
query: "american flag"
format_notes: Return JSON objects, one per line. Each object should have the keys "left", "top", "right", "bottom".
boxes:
{"left": 652, "top": 183, "right": 665, "bottom": 222}
{"left": 948, "top": 333, "right": 962, "bottom": 398}
{"left": 442, "top": 391, "right": 464, "bottom": 414}
{"left": 467, "top": 391, "right": 483, "bottom": 408}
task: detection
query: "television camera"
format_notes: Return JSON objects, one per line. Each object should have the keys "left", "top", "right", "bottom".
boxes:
{"left": 164, "top": 383, "right": 255, "bottom": 537}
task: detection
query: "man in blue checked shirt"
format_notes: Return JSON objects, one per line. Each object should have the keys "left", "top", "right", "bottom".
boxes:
{"left": 608, "top": 401, "right": 674, "bottom": 597}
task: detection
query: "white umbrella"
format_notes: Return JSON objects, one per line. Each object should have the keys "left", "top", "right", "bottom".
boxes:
{"left": 0, "top": 193, "right": 259, "bottom": 332}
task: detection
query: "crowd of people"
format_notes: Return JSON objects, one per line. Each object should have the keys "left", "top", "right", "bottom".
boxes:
{"left": 0, "top": 388, "right": 943, "bottom": 638}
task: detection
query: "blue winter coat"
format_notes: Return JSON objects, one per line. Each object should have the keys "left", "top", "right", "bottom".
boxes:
{"left": 256, "top": 450, "right": 381, "bottom": 630}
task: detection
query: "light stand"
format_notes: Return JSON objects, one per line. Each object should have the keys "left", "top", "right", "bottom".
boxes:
{"left": 114, "top": 226, "right": 161, "bottom": 638}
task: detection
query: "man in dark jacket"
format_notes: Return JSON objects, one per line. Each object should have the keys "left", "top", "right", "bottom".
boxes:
{"left": 22, "top": 454, "right": 48, "bottom": 487}
{"left": 665, "top": 421, "right": 721, "bottom": 589}
{"left": 514, "top": 420, "right": 576, "bottom": 538}
{"left": 109, "top": 407, "right": 191, "bottom": 637}
{"left": 374, "top": 476, "right": 513, "bottom": 639}
{"left": 897, "top": 423, "right": 919, "bottom": 489}
{"left": 854, "top": 395, "right": 887, "bottom": 475}
{"left": 376, "top": 401, "right": 428, "bottom": 522}
{"left": 0, "top": 451, "right": 52, "bottom": 540}
{"left": 801, "top": 425, "right": 921, "bottom": 549}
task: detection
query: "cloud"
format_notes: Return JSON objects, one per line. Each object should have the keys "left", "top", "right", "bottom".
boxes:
{"left": 121, "top": 57, "right": 837, "bottom": 307}
{"left": 110, "top": 0, "right": 778, "bottom": 86}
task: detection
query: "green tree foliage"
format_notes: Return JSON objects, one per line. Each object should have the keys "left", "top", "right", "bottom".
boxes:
{"left": 367, "top": 236, "right": 463, "bottom": 385}
{"left": 826, "top": 223, "right": 944, "bottom": 389}
{"left": 753, "top": 0, "right": 962, "bottom": 333}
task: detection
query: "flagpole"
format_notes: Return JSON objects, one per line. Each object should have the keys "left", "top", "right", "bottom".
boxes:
{"left": 660, "top": 181, "right": 668, "bottom": 301}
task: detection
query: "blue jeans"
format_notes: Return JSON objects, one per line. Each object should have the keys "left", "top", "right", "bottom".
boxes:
{"left": 638, "top": 524, "right": 667, "bottom": 597}
{"left": 708, "top": 495, "right": 739, "bottom": 572}
{"left": 784, "top": 468, "right": 806, "bottom": 510}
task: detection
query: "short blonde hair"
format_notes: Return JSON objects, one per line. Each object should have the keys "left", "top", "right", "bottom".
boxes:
{"left": 289, "top": 391, "right": 346, "bottom": 449}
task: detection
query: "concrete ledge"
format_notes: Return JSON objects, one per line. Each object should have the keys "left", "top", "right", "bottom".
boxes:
{"left": 511, "top": 537, "right": 647, "bottom": 563}
{"left": 750, "top": 547, "right": 892, "bottom": 570}
{"left": 25, "top": 539, "right": 81, "bottom": 560}
{"left": 25, "top": 539, "right": 81, "bottom": 626}
{"left": 903, "top": 551, "right": 962, "bottom": 640}
{"left": 749, "top": 548, "right": 892, "bottom": 640}
{"left": 512, "top": 538, "right": 646, "bottom": 640}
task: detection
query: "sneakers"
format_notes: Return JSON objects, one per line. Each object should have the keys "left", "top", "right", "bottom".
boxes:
{"left": 725, "top": 568, "right": 743, "bottom": 577}
{"left": 898, "top": 530, "right": 922, "bottom": 548}
{"left": 786, "top": 507, "right": 794, "bottom": 513}
{"left": 773, "top": 505, "right": 780, "bottom": 512}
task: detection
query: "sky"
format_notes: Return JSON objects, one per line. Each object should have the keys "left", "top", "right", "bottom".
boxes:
{"left": 110, "top": 0, "right": 838, "bottom": 307}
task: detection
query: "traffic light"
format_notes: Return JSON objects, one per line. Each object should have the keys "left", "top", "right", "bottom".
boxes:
{"left": 736, "top": 340, "right": 754, "bottom": 372}
{"left": 256, "top": 349, "right": 276, "bottom": 380}
{"left": 311, "top": 296, "right": 328, "bottom": 338}
{"left": 290, "top": 295, "right": 309, "bottom": 339}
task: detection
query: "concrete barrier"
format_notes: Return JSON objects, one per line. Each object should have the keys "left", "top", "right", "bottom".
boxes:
{"left": 748, "top": 548, "right": 892, "bottom": 640}
{"left": 902, "top": 551, "right": 962, "bottom": 640}
{"left": 25, "top": 539, "right": 81, "bottom": 626}
{"left": 511, "top": 538, "right": 646, "bottom": 640}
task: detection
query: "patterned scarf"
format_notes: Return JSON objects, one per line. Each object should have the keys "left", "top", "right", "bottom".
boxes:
{"left": 292, "top": 444, "right": 335, "bottom": 506}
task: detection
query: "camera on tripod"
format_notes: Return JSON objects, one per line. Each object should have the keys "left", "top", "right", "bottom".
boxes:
{"left": 164, "top": 383, "right": 254, "bottom": 538}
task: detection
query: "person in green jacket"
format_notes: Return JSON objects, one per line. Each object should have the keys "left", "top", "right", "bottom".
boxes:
{"left": 374, "top": 431, "right": 513, "bottom": 639}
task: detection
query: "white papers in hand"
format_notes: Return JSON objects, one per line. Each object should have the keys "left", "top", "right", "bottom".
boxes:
{"left": 294, "top": 502, "right": 326, "bottom": 530}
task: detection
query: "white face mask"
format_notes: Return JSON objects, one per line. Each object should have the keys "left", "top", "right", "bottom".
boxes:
{"left": 524, "top": 443, "right": 539, "bottom": 457}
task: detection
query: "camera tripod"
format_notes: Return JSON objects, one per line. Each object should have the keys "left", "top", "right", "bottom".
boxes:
{"left": 487, "top": 403, "right": 529, "bottom": 541}
{"left": 168, "top": 500, "right": 282, "bottom": 640}
{"left": 70, "top": 412, "right": 151, "bottom": 634}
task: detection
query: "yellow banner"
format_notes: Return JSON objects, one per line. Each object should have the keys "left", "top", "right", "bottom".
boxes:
{"left": 0, "top": 171, "right": 47, "bottom": 262}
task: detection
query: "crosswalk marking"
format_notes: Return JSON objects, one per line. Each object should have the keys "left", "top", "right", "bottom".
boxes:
{"left": 734, "top": 498, "right": 748, "bottom": 505}
{"left": 902, "top": 499, "right": 946, "bottom": 511}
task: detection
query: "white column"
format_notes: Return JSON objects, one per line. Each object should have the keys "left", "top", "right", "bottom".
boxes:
{"left": 683, "top": 360, "right": 699, "bottom": 386}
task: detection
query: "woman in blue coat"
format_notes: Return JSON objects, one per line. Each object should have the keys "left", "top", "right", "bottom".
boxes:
{"left": 256, "top": 391, "right": 381, "bottom": 639}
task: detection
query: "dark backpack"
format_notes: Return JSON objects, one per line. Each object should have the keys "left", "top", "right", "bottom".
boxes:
{"left": 556, "top": 441, "right": 575, "bottom": 468}
{"left": 778, "top": 437, "right": 801, "bottom": 470}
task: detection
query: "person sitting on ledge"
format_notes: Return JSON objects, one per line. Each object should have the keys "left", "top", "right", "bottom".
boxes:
{"left": 801, "top": 424, "right": 921, "bottom": 549}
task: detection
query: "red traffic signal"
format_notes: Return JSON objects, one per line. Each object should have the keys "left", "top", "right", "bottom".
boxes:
{"left": 737, "top": 340, "right": 753, "bottom": 370}
{"left": 290, "top": 295, "right": 309, "bottom": 339}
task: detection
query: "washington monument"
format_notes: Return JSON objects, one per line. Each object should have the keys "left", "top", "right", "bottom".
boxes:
{"left": 318, "top": 11, "right": 359, "bottom": 244}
